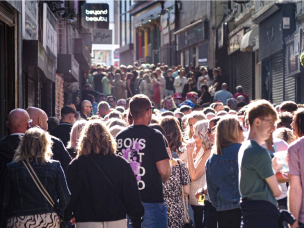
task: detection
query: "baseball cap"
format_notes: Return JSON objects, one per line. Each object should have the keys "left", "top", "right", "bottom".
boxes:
{"left": 179, "top": 100, "right": 195, "bottom": 108}
{"left": 173, "top": 93, "right": 186, "bottom": 100}
{"left": 186, "top": 92, "right": 198, "bottom": 99}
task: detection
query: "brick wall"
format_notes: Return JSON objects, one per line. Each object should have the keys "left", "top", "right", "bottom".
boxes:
{"left": 55, "top": 74, "right": 64, "bottom": 119}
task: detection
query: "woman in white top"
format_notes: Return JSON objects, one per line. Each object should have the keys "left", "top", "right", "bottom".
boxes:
{"left": 187, "top": 120, "right": 212, "bottom": 228}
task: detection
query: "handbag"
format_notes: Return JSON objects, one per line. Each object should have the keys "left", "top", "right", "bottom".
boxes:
{"left": 177, "top": 161, "right": 195, "bottom": 228}
{"left": 22, "top": 160, "right": 67, "bottom": 228}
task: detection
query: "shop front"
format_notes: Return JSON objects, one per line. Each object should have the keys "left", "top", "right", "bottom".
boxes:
{"left": 174, "top": 20, "right": 209, "bottom": 67}
{"left": 227, "top": 28, "right": 255, "bottom": 98}
{"left": 253, "top": 3, "right": 296, "bottom": 104}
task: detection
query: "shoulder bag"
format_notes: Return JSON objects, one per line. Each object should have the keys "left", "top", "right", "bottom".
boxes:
{"left": 88, "top": 156, "right": 143, "bottom": 228}
{"left": 177, "top": 161, "right": 195, "bottom": 228}
{"left": 22, "top": 160, "right": 67, "bottom": 228}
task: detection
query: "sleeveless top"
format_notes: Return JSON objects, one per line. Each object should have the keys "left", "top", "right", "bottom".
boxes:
{"left": 189, "top": 147, "right": 206, "bottom": 206}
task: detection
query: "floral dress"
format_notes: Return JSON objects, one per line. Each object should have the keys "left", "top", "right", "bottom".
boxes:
{"left": 163, "top": 162, "right": 191, "bottom": 228}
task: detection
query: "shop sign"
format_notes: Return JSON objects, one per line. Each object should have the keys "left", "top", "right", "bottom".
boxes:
{"left": 92, "top": 29, "right": 112, "bottom": 44}
{"left": 283, "top": 17, "right": 290, "bottom": 29}
{"left": 228, "top": 29, "right": 244, "bottom": 55}
{"left": 82, "top": 3, "right": 109, "bottom": 29}
{"left": 218, "top": 23, "right": 224, "bottom": 49}
{"left": 177, "top": 21, "right": 208, "bottom": 51}
{"left": 43, "top": 3, "right": 57, "bottom": 58}
{"left": 259, "top": 11, "right": 283, "bottom": 60}
{"left": 286, "top": 34, "right": 301, "bottom": 77}
{"left": 22, "top": 0, "right": 38, "bottom": 40}
{"left": 114, "top": 50, "right": 120, "bottom": 59}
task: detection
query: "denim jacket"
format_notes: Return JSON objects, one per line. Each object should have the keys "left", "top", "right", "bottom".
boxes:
{"left": 205, "top": 143, "right": 241, "bottom": 211}
{"left": 1, "top": 159, "right": 71, "bottom": 223}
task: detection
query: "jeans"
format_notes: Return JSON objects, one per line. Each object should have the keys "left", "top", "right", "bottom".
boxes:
{"left": 217, "top": 208, "right": 242, "bottom": 228}
{"left": 191, "top": 205, "right": 204, "bottom": 228}
{"left": 205, "top": 200, "right": 218, "bottom": 228}
{"left": 127, "top": 203, "right": 168, "bottom": 228}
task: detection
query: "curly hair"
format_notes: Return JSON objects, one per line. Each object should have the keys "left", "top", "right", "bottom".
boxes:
{"left": 13, "top": 127, "right": 53, "bottom": 164}
{"left": 77, "top": 120, "right": 116, "bottom": 157}
{"left": 160, "top": 116, "right": 184, "bottom": 154}
{"left": 193, "top": 120, "right": 212, "bottom": 150}
{"left": 67, "top": 120, "right": 87, "bottom": 149}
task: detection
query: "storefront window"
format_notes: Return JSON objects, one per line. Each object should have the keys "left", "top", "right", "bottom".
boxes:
{"left": 297, "top": 0, "right": 304, "bottom": 16}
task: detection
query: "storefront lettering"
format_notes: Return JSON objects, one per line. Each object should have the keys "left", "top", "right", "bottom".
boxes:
{"left": 85, "top": 9, "right": 108, "bottom": 22}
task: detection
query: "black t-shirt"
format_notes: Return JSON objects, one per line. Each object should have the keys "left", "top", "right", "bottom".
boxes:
{"left": 50, "top": 123, "right": 72, "bottom": 147}
{"left": 116, "top": 125, "right": 169, "bottom": 203}
{"left": 214, "top": 75, "right": 224, "bottom": 91}
{"left": 165, "top": 76, "right": 174, "bottom": 90}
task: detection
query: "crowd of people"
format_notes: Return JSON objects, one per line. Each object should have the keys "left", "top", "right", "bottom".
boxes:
{"left": 0, "top": 62, "right": 303, "bottom": 228}
{"left": 82, "top": 62, "right": 249, "bottom": 112}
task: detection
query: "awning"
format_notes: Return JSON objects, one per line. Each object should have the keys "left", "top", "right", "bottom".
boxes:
{"left": 240, "top": 27, "right": 259, "bottom": 52}
{"left": 173, "top": 19, "right": 203, "bottom": 35}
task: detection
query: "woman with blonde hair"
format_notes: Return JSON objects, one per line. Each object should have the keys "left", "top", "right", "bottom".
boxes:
{"left": 186, "top": 111, "right": 206, "bottom": 140}
{"left": 66, "top": 119, "right": 87, "bottom": 158}
{"left": 2, "top": 127, "right": 70, "bottom": 227}
{"left": 186, "top": 120, "right": 212, "bottom": 228}
{"left": 65, "top": 120, "right": 144, "bottom": 228}
{"left": 205, "top": 116, "right": 243, "bottom": 228}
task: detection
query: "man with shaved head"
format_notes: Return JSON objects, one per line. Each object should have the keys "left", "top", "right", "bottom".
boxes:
{"left": 26, "top": 107, "right": 71, "bottom": 173}
{"left": 79, "top": 100, "right": 92, "bottom": 120}
{"left": 0, "top": 108, "right": 30, "bottom": 166}
{"left": 0, "top": 108, "right": 31, "bottom": 218}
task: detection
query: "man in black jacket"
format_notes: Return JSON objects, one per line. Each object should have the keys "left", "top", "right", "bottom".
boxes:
{"left": 50, "top": 106, "right": 76, "bottom": 147}
{"left": 27, "top": 107, "right": 72, "bottom": 173}
{"left": 0, "top": 109, "right": 31, "bottom": 225}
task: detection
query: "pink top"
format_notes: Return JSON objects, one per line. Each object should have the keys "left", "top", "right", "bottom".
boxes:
{"left": 288, "top": 136, "right": 304, "bottom": 223}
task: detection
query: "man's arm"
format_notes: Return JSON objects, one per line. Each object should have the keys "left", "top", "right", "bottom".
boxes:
{"left": 288, "top": 175, "right": 302, "bottom": 228}
{"left": 265, "top": 174, "right": 281, "bottom": 197}
{"left": 156, "top": 159, "right": 171, "bottom": 182}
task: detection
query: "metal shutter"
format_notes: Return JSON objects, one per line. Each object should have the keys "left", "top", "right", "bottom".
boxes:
{"left": 285, "top": 75, "right": 295, "bottom": 101}
{"left": 284, "top": 53, "right": 295, "bottom": 101}
{"left": 235, "top": 52, "right": 253, "bottom": 100}
{"left": 0, "top": 2, "right": 14, "bottom": 27}
{"left": 271, "top": 51, "right": 284, "bottom": 105}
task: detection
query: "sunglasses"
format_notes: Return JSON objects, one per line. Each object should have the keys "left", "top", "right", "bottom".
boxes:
{"left": 146, "top": 106, "right": 155, "bottom": 112}
{"left": 86, "top": 106, "right": 93, "bottom": 108}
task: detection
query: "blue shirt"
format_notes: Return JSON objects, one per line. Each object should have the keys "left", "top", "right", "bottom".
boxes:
{"left": 214, "top": 90, "right": 233, "bottom": 104}
{"left": 206, "top": 143, "right": 241, "bottom": 211}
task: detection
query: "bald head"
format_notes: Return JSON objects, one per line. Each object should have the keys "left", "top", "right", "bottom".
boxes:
{"left": 81, "top": 100, "right": 92, "bottom": 116}
{"left": 7, "top": 108, "right": 30, "bottom": 134}
{"left": 26, "top": 107, "right": 48, "bottom": 131}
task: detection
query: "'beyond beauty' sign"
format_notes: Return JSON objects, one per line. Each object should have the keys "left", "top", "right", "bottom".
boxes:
{"left": 82, "top": 3, "right": 109, "bottom": 29}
